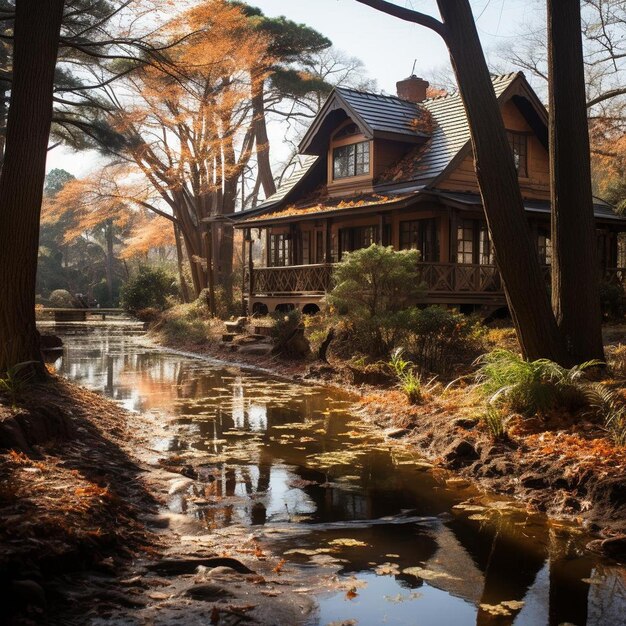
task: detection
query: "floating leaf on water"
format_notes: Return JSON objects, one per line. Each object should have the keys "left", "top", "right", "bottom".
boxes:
{"left": 582, "top": 577, "right": 605, "bottom": 585}
{"left": 479, "top": 600, "right": 524, "bottom": 616}
{"left": 385, "top": 554, "right": 400, "bottom": 558}
{"left": 375, "top": 562, "right": 400, "bottom": 576}
{"left": 328, "top": 538, "right": 368, "bottom": 548}
{"left": 402, "top": 567, "right": 460, "bottom": 581}
{"left": 283, "top": 548, "right": 332, "bottom": 556}
{"left": 452, "top": 502, "right": 487, "bottom": 513}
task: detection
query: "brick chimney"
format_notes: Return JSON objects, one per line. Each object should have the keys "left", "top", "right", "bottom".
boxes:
{"left": 396, "top": 75, "right": 429, "bottom": 103}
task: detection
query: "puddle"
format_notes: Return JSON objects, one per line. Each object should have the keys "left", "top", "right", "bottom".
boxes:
{"left": 44, "top": 321, "right": 626, "bottom": 625}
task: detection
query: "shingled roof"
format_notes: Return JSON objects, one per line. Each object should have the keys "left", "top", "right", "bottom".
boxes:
{"left": 375, "top": 73, "right": 519, "bottom": 191}
{"left": 298, "top": 86, "right": 431, "bottom": 155}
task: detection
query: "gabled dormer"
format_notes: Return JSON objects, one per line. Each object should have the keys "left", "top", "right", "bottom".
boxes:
{"left": 298, "top": 76, "right": 434, "bottom": 197}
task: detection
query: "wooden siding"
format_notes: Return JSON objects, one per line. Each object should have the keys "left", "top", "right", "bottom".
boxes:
{"left": 435, "top": 101, "right": 550, "bottom": 200}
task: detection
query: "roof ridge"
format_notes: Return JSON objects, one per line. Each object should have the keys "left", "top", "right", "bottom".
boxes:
{"left": 422, "top": 71, "right": 521, "bottom": 104}
{"left": 336, "top": 85, "right": 420, "bottom": 106}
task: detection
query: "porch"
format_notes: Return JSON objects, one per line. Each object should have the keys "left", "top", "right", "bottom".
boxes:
{"left": 246, "top": 262, "right": 626, "bottom": 314}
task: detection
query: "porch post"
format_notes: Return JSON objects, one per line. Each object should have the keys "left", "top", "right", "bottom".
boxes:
{"left": 324, "top": 218, "right": 332, "bottom": 263}
{"left": 378, "top": 213, "right": 384, "bottom": 245}
{"left": 247, "top": 229, "right": 254, "bottom": 309}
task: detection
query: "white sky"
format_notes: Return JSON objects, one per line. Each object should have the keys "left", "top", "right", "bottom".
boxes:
{"left": 45, "top": 0, "right": 545, "bottom": 177}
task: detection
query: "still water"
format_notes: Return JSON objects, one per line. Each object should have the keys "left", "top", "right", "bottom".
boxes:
{"left": 44, "top": 321, "right": 626, "bottom": 626}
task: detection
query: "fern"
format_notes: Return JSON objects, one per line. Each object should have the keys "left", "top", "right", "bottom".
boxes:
{"left": 474, "top": 349, "right": 602, "bottom": 415}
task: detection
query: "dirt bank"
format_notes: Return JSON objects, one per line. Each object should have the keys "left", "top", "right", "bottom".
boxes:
{"left": 0, "top": 378, "right": 318, "bottom": 625}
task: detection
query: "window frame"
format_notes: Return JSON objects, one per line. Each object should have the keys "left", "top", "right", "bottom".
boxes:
{"left": 507, "top": 130, "right": 529, "bottom": 178}
{"left": 332, "top": 140, "right": 371, "bottom": 180}
{"left": 268, "top": 233, "right": 291, "bottom": 267}
{"left": 399, "top": 219, "right": 440, "bottom": 262}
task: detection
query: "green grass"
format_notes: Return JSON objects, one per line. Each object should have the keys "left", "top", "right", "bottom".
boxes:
{"left": 0, "top": 361, "right": 38, "bottom": 406}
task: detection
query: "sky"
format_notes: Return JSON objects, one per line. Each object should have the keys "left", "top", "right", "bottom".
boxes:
{"left": 45, "top": 0, "right": 545, "bottom": 178}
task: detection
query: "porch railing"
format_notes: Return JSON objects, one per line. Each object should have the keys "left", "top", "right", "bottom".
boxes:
{"left": 248, "top": 262, "right": 626, "bottom": 299}
{"left": 251, "top": 263, "right": 333, "bottom": 296}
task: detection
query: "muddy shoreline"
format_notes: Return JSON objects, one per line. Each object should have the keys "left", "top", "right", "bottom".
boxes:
{"left": 0, "top": 378, "right": 318, "bottom": 625}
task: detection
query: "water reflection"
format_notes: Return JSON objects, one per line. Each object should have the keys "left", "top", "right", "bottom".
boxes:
{"left": 45, "top": 321, "right": 626, "bottom": 626}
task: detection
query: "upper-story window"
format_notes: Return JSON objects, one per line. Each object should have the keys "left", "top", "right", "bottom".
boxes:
{"left": 507, "top": 131, "right": 528, "bottom": 178}
{"left": 333, "top": 141, "right": 370, "bottom": 179}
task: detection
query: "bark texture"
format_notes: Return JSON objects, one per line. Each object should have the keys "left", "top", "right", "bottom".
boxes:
{"left": 435, "top": 0, "right": 565, "bottom": 362}
{"left": 548, "top": 0, "right": 605, "bottom": 363}
{"left": 0, "top": 0, "right": 65, "bottom": 372}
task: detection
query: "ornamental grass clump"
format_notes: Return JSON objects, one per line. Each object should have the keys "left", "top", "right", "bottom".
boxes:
{"left": 474, "top": 349, "right": 601, "bottom": 416}
{"left": 480, "top": 404, "right": 509, "bottom": 441}
{"left": 390, "top": 348, "right": 435, "bottom": 404}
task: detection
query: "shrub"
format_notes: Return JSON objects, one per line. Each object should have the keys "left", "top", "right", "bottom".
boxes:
{"left": 121, "top": 266, "right": 178, "bottom": 314}
{"left": 474, "top": 349, "right": 601, "bottom": 415}
{"left": 156, "top": 303, "right": 213, "bottom": 345}
{"left": 328, "top": 245, "right": 423, "bottom": 357}
{"left": 271, "top": 310, "right": 310, "bottom": 358}
{"left": 49, "top": 289, "right": 76, "bottom": 308}
{"left": 599, "top": 280, "right": 624, "bottom": 320}
{"left": 407, "top": 306, "right": 483, "bottom": 374}
{"left": 607, "top": 344, "right": 626, "bottom": 377}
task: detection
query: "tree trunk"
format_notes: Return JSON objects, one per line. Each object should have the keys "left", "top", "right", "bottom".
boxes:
{"left": 174, "top": 222, "right": 191, "bottom": 303}
{"left": 105, "top": 218, "right": 114, "bottom": 306}
{"left": 251, "top": 76, "right": 276, "bottom": 198}
{"left": 0, "top": 0, "right": 65, "bottom": 373}
{"left": 436, "top": 0, "right": 566, "bottom": 362}
{"left": 548, "top": 0, "right": 604, "bottom": 363}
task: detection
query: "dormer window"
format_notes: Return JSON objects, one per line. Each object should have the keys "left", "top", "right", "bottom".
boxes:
{"left": 333, "top": 141, "right": 370, "bottom": 179}
{"left": 507, "top": 131, "right": 528, "bottom": 178}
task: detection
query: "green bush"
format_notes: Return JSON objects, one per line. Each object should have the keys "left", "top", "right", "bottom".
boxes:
{"left": 121, "top": 266, "right": 178, "bottom": 314}
{"left": 49, "top": 289, "right": 76, "bottom": 308}
{"left": 271, "top": 310, "right": 310, "bottom": 358}
{"left": 474, "top": 349, "right": 600, "bottom": 415}
{"left": 407, "top": 306, "right": 483, "bottom": 374}
{"left": 156, "top": 303, "right": 212, "bottom": 344}
{"left": 599, "top": 280, "right": 624, "bottom": 320}
{"left": 328, "top": 245, "right": 423, "bottom": 357}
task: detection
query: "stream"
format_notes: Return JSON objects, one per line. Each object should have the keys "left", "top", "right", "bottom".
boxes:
{"left": 43, "top": 321, "right": 626, "bottom": 626}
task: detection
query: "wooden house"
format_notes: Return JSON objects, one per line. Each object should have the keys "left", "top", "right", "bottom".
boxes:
{"left": 232, "top": 72, "right": 626, "bottom": 315}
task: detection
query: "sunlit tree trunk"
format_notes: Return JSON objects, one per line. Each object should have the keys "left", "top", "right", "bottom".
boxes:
{"left": 251, "top": 74, "right": 276, "bottom": 198}
{"left": 0, "top": 0, "right": 65, "bottom": 373}
{"left": 548, "top": 0, "right": 604, "bottom": 363}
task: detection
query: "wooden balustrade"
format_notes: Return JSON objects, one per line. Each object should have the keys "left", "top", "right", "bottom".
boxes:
{"left": 250, "top": 264, "right": 332, "bottom": 295}
{"left": 247, "top": 262, "right": 626, "bottom": 300}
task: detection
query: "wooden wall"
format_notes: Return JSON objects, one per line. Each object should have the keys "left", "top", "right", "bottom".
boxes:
{"left": 435, "top": 100, "right": 550, "bottom": 201}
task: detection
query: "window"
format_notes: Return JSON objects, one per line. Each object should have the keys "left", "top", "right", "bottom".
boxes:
{"left": 507, "top": 131, "right": 528, "bottom": 178}
{"left": 333, "top": 141, "right": 370, "bottom": 179}
{"left": 268, "top": 233, "right": 290, "bottom": 267}
{"left": 338, "top": 225, "right": 378, "bottom": 259}
{"left": 537, "top": 232, "right": 552, "bottom": 265}
{"left": 399, "top": 219, "right": 439, "bottom": 262}
{"left": 479, "top": 224, "right": 495, "bottom": 265}
{"left": 457, "top": 219, "right": 475, "bottom": 264}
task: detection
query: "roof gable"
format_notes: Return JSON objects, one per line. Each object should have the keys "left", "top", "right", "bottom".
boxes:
{"left": 298, "top": 87, "right": 431, "bottom": 155}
